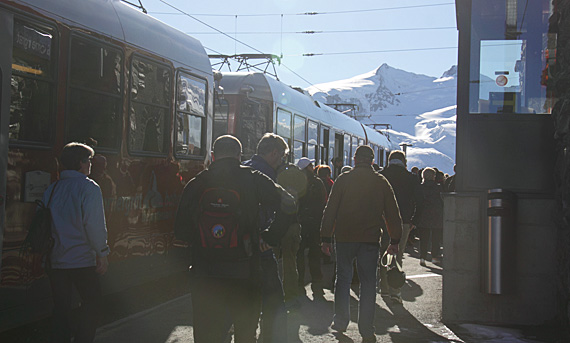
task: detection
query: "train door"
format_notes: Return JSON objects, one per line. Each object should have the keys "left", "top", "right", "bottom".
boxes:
{"left": 0, "top": 9, "right": 13, "bottom": 269}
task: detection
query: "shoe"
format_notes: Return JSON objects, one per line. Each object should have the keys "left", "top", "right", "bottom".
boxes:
{"left": 330, "top": 324, "right": 346, "bottom": 333}
{"left": 419, "top": 258, "right": 426, "bottom": 267}
{"left": 390, "top": 295, "right": 403, "bottom": 304}
{"left": 362, "top": 335, "right": 376, "bottom": 343}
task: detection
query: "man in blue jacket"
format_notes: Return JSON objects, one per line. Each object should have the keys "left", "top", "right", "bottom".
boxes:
{"left": 44, "top": 142, "right": 110, "bottom": 343}
{"left": 243, "top": 133, "right": 292, "bottom": 343}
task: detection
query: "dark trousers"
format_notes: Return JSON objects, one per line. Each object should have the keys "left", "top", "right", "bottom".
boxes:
{"left": 418, "top": 227, "right": 443, "bottom": 259}
{"left": 191, "top": 276, "right": 261, "bottom": 343}
{"left": 296, "top": 231, "right": 323, "bottom": 295}
{"left": 260, "top": 252, "right": 288, "bottom": 343}
{"left": 48, "top": 267, "right": 101, "bottom": 343}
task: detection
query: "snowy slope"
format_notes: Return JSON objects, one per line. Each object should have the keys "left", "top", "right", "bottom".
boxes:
{"left": 307, "top": 64, "right": 457, "bottom": 175}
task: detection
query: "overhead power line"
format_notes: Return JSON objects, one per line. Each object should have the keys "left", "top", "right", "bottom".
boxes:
{"left": 185, "top": 26, "right": 457, "bottom": 35}
{"left": 298, "top": 46, "right": 458, "bottom": 57}
{"left": 157, "top": 0, "right": 322, "bottom": 89}
{"left": 149, "top": 2, "right": 455, "bottom": 17}
{"left": 157, "top": 0, "right": 264, "bottom": 54}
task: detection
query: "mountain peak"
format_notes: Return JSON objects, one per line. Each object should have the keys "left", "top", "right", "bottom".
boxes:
{"left": 441, "top": 65, "right": 457, "bottom": 78}
{"left": 374, "top": 63, "right": 391, "bottom": 75}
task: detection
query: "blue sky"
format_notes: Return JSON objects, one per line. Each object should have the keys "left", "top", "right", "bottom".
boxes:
{"left": 140, "top": 0, "right": 458, "bottom": 87}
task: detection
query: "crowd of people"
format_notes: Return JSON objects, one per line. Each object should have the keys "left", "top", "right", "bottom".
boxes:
{"left": 41, "top": 135, "right": 455, "bottom": 343}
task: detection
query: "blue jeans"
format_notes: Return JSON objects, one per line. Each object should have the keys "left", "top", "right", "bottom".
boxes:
{"left": 334, "top": 242, "right": 380, "bottom": 338}
{"left": 260, "top": 251, "right": 288, "bottom": 343}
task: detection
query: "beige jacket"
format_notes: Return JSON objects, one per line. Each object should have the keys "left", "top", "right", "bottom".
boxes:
{"left": 320, "top": 163, "right": 403, "bottom": 243}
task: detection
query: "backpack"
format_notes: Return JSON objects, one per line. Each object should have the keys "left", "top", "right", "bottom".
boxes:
{"left": 20, "top": 181, "right": 59, "bottom": 267}
{"left": 194, "top": 171, "right": 255, "bottom": 278}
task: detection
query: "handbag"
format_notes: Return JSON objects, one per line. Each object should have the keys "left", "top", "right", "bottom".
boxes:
{"left": 381, "top": 251, "right": 406, "bottom": 289}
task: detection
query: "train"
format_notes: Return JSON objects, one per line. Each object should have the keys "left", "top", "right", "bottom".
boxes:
{"left": 0, "top": 0, "right": 396, "bottom": 332}
{"left": 213, "top": 72, "right": 396, "bottom": 171}
{"left": 0, "top": 0, "right": 214, "bottom": 331}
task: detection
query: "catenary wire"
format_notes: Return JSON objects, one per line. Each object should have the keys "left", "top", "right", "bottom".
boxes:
{"left": 157, "top": 0, "right": 324, "bottom": 89}
{"left": 148, "top": 2, "right": 454, "bottom": 17}
{"left": 185, "top": 27, "right": 457, "bottom": 35}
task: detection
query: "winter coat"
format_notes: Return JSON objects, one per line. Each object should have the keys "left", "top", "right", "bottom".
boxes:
{"left": 381, "top": 163, "right": 422, "bottom": 224}
{"left": 414, "top": 180, "right": 444, "bottom": 229}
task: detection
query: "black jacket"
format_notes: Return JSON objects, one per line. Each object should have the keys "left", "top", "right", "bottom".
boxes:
{"left": 381, "top": 164, "right": 421, "bottom": 224}
{"left": 174, "top": 158, "right": 297, "bottom": 268}
{"left": 413, "top": 180, "right": 444, "bottom": 229}
{"left": 298, "top": 170, "right": 327, "bottom": 234}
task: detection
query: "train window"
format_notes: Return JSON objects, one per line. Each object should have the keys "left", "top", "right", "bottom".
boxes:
{"left": 293, "top": 115, "right": 306, "bottom": 161}
{"left": 328, "top": 128, "right": 335, "bottom": 168}
{"left": 239, "top": 99, "right": 272, "bottom": 159}
{"left": 276, "top": 108, "right": 291, "bottom": 138}
{"left": 352, "top": 136, "right": 359, "bottom": 162}
{"left": 10, "top": 20, "right": 56, "bottom": 144}
{"left": 309, "top": 121, "right": 319, "bottom": 162}
{"left": 213, "top": 98, "right": 229, "bottom": 140}
{"left": 66, "top": 36, "right": 123, "bottom": 149}
{"left": 129, "top": 56, "right": 171, "bottom": 155}
{"left": 175, "top": 72, "right": 206, "bottom": 157}
{"left": 359, "top": 138, "right": 365, "bottom": 146}
{"left": 343, "top": 134, "right": 350, "bottom": 166}
{"left": 294, "top": 115, "right": 306, "bottom": 141}
{"left": 319, "top": 126, "right": 326, "bottom": 163}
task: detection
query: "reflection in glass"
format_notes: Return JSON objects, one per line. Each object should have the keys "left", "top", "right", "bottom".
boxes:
{"left": 308, "top": 120, "right": 318, "bottom": 145}
{"left": 67, "top": 89, "right": 120, "bottom": 148}
{"left": 293, "top": 141, "right": 303, "bottom": 163}
{"left": 239, "top": 99, "right": 271, "bottom": 159}
{"left": 277, "top": 109, "right": 291, "bottom": 138}
{"left": 469, "top": 0, "right": 554, "bottom": 114}
{"left": 130, "top": 57, "right": 171, "bottom": 154}
{"left": 10, "top": 20, "right": 54, "bottom": 144}
{"left": 175, "top": 73, "right": 206, "bottom": 157}
{"left": 67, "top": 37, "right": 123, "bottom": 149}
{"left": 294, "top": 115, "right": 305, "bottom": 141}
{"left": 9, "top": 76, "right": 52, "bottom": 142}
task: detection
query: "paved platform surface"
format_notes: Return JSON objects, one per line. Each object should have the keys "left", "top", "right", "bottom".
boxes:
{"left": 92, "top": 248, "right": 566, "bottom": 343}
{"left": 2, "top": 245, "right": 566, "bottom": 342}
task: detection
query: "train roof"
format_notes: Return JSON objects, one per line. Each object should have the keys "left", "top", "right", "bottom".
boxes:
{"left": 219, "top": 72, "right": 393, "bottom": 148}
{"left": 4, "top": 0, "right": 212, "bottom": 75}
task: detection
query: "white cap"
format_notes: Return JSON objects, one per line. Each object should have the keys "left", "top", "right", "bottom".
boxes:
{"left": 297, "top": 157, "right": 315, "bottom": 170}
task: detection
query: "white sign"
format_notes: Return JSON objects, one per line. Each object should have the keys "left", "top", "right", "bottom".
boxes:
{"left": 24, "top": 171, "right": 52, "bottom": 202}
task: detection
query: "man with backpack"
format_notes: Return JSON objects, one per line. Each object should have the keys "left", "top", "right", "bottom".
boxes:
{"left": 174, "top": 135, "right": 296, "bottom": 343}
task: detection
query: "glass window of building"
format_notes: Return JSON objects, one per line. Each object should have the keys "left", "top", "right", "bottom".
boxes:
{"left": 175, "top": 72, "right": 207, "bottom": 157}
{"left": 469, "top": 0, "right": 555, "bottom": 114}
{"left": 129, "top": 56, "right": 171, "bottom": 154}
{"left": 67, "top": 36, "right": 123, "bottom": 149}
{"left": 10, "top": 20, "right": 56, "bottom": 144}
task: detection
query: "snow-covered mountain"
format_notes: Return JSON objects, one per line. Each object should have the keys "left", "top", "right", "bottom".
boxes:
{"left": 307, "top": 64, "right": 457, "bottom": 175}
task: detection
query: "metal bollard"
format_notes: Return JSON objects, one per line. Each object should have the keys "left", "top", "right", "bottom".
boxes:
{"left": 483, "top": 189, "right": 517, "bottom": 295}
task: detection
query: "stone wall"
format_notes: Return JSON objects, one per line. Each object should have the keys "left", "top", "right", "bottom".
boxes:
{"left": 442, "top": 194, "right": 558, "bottom": 325}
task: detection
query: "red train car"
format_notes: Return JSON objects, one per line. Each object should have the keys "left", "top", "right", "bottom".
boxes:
{"left": 0, "top": 0, "right": 213, "bottom": 330}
